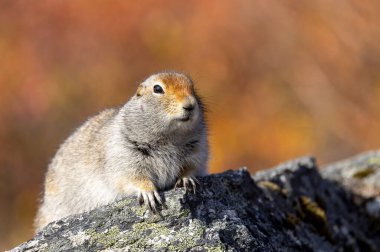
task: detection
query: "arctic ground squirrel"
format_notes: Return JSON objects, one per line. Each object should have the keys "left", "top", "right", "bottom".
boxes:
{"left": 35, "top": 72, "right": 208, "bottom": 232}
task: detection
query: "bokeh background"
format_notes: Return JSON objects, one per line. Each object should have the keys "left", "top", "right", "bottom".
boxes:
{"left": 1, "top": 0, "right": 380, "bottom": 249}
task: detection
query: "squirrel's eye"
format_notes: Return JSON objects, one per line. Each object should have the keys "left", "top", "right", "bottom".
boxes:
{"left": 153, "top": 85, "right": 164, "bottom": 94}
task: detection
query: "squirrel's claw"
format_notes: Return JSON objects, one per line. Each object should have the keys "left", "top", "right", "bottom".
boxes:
{"left": 138, "top": 193, "right": 144, "bottom": 205}
{"left": 137, "top": 190, "right": 163, "bottom": 213}
{"left": 175, "top": 177, "right": 198, "bottom": 194}
{"left": 174, "top": 179, "right": 183, "bottom": 189}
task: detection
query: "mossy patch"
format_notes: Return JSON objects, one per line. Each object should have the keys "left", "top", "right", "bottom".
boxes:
{"left": 284, "top": 213, "right": 301, "bottom": 229}
{"left": 131, "top": 222, "right": 170, "bottom": 236}
{"left": 299, "top": 196, "right": 332, "bottom": 241}
{"left": 353, "top": 167, "right": 375, "bottom": 179}
{"left": 110, "top": 219, "right": 208, "bottom": 251}
{"left": 368, "top": 157, "right": 380, "bottom": 165}
{"left": 299, "top": 196, "right": 327, "bottom": 223}
{"left": 128, "top": 222, "right": 171, "bottom": 250}
{"left": 178, "top": 208, "right": 191, "bottom": 218}
{"left": 87, "top": 226, "right": 120, "bottom": 248}
{"left": 257, "top": 180, "right": 288, "bottom": 196}
{"left": 167, "top": 220, "right": 206, "bottom": 251}
{"left": 115, "top": 198, "right": 134, "bottom": 209}
{"left": 206, "top": 246, "right": 226, "bottom": 252}
{"left": 133, "top": 205, "right": 147, "bottom": 216}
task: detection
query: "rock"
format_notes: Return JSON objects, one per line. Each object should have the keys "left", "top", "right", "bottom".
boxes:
{"left": 322, "top": 151, "right": 380, "bottom": 198}
{"left": 322, "top": 151, "right": 380, "bottom": 219}
{"left": 10, "top": 154, "right": 380, "bottom": 252}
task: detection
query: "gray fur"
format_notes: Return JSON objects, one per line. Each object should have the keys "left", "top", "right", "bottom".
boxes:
{"left": 35, "top": 72, "right": 208, "bottom": 232}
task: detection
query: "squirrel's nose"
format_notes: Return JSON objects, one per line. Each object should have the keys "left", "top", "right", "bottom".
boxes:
{"left": 183, "top": 104, "right": 194, "bottom": 112}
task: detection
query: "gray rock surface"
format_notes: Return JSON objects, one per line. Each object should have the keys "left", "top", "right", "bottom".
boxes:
{"left": 10, "top": 153, "right": 380, "bottom": 252}
{"left": 322, "top": 151, "right": 380, "bottom": 220}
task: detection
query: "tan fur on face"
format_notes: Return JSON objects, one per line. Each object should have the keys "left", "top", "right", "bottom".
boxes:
{"left": 154, "top": 74, "right": 194, "bottom": 115}
{"left": 161, "top": 75, "right": 193, "bottom": 102}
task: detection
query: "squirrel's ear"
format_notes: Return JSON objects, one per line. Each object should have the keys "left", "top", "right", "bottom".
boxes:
{"left": 136, "top": 85, "right": 144, "bottom": 97}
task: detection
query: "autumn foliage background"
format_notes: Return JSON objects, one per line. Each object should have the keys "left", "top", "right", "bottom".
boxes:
{"left": 2, "top": 1, "right": 380, "bottom": 249}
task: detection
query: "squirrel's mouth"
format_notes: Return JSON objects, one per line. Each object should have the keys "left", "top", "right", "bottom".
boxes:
{"left": 177, "top": 111, "right": 193, "bottom": 122}
{"left": 178, "top": 114, "right": 191, "bottom": 122}
{"left": 175, "top": 108, "right": 199, "bottom": 123}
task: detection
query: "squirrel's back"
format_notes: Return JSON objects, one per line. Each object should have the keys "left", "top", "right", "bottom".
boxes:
{"left": 35, "top": 108, "right": 119, "bottom": 230}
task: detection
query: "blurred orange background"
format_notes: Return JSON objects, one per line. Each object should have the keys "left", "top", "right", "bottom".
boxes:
{"left": 1, "top": 0, "right": 380, "bottom": 249}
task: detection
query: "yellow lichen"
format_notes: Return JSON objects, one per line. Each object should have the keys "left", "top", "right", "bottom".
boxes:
{"left": 368, "top": 157, "right": 380, "bottom": 165}
{"left": 299, "top": 196, "right": 327, "bottom": 222}
{"left": 257, "top": 181, "right": 288, "bottom": 196}
{"left": 115, "top": 198, "right": 134, "bottom": 209}
{"left": 298, "top": 196, "right": 332, "bottom": 241}
{"left": 88, "top": 226, "right": 120, "bottom": 247}
{"left": 285, "top": 213, "right": 301, "bottom": 228}
{"left": 352, "top": 167, "right": 375, "bottom": 179}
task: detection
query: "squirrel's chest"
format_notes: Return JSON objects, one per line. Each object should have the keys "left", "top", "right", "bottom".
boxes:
{"left": 131, "top": 138, "right": 197, "bottom": 158}
{"left": 138, "top": 145, "right": 190, "bottom": 188}
{"left": 147, "top": 145, "right": 186, "bottom": 170}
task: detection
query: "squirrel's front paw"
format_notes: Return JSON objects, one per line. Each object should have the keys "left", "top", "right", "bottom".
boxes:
{"left": 137, "top": 190, "right": 163, "bottom": 213}
{"left": 175, "top": 176, "right": 198, "bottom": 193}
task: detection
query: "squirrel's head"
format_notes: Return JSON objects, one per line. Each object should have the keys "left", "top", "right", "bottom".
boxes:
{"left": 132, "top": 72, "right": 202, "bottom": 133}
